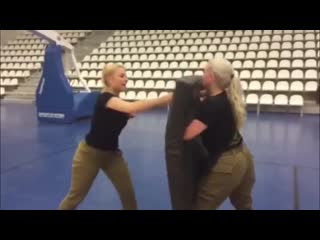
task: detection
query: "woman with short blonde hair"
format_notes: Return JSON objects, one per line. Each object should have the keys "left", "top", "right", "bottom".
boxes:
{"left": 59, "top": 63, "right": 172, "bottom": 210}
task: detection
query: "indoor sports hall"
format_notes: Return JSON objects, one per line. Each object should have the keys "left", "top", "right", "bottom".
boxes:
{"left": 1, "top": 30, "right": 319, "bottom": 210}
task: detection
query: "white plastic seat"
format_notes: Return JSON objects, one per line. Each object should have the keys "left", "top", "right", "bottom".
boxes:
{"left": 246, "top": 94, "right": 259, "bottom": 104}
{"left": 246, "top": 51, "right": 256, "bottom": 59}
{"left": 88, "top": 80, "right": 97, "bottom": 88}
{"left": 270, "top": 42, "right": 281, "bottom": 50}
{"left": 155, "top": 80, "right": 165, "bottom": 89}
{"left": 232, "top": 60, "right": 242, "bottom": 69}
{"left": 225, "top": 52, "right": 234, "bottom": 60}
{"left": 249, "top": 81, "right": 261, "bottom": 90}
{"left": 126, "top": 80, "right": 134, "bottom": 88}
{"left": 278, "top": 70, "right": 290, "bottom": 79}
{"left": 289, "top": 95, "right": 303, "bottom": 106}
{"left": 305, "top": 59, "right": 317, "bottom": 68}
{"left": 267, "top": 60, "right": 278, "bottom": 68}
{"left": 265, "top": 70, "right": 277, "bottom": 79}
{"left": 189, "top": 61, "right": 198, "bottom": 69}
{"left": 153, "top": 70, "right": 162, "bottom": 78}
{"left": 133, "top": 70, "right": 142, "bottom": 78}
{"left": 89, "top": 70, "right": 97, "bottom": 78}
{"left": 254, "top": 60, "right": 266, "bottom": 68}
{"left": 268, "top": 50, "right": 279, "bottom": 58}
{"left": 163, "top": 70, "right": 172, "bottom": 78}
{"left": 199, "top": 61, "right": 207, "bottom": 68}
{"left": 260, "top": 94, "right": 273, "bottom": 105}
{"left": 249, "top": 43, "right": 258, "bottom": 50}
{"left": 291, "top": 70, "right": 304, "bottom": 79}
{"left": 290, "top": 81, "right": 304, "bottom": 91}
{"left": 167, "top": 61, "right": 177, "bottom": 69}
{"left": 305, "top": 41, "right": 315, "bottom": 49}
{"left": 243, "top": 60, "right": 253, "bottom": 68}
{"left": 241, "top": 81, "right": 248, "bottom": 90}
{"left": 147, "top": 91, "right": 158, "bottom": 99}
{"left": 126, "top": 91, "right": 136, "bottom": 100}
{"left": 183, "top": 70, "right": 193, "bottom": 76}
{"left": 292, "top": 50, "right": 304, "bottom": 58}
{"left": 305, "top": 50, "right": 316, "bottom": 58}
{"left": 131, "top": 62, "right": 140, "bottom": 70}
{"left": 135, "top": 80, "right": 144, "bottom": 88}
{"left": 159, "top": 62, "right": 169, "bottom": 69}
{"left": 293, "top": 42, "right": 303, "bottom": 49}
{"left": 194, "top": 70, "right": 203, "bottom": 75}
{"left": 305, "top": 70, "right": 317, "bottom": 79}
{"left": 159, "top": 91, "right": 169, "bottom": 97}
{"left": 276, "top": 81, "right": 289, "bottom": 91}
{"left": 166, "top": 80, "right": 176, "bottom": 89}
{"left": 173, "top": 70, "right": 182, "bottom": 78}
{"left": 305, "top": 81, "right": 318, "bottom": 91}
{"left": 279, "top": 60, "right": 291, "bottom": 68}
{"left": 208, "top": 45, "right": 217, "bottom": 52}
{"left": 199, "top": 45, "right": 208, "bottom": 52}
{"left": 235, "top": 52, "right": 245, "bottom": 59}
{"left": 240, "top": 70, "right": 251, "bottom": 79}
{"left": 292, "top": 59, "right": 304, "bottom": 68}
{"left": 251, "top": 70, "right": 263, "bottom": 79}
{"left": 262, "top": 81, "right": 275, "bottom": 91}
{"left": 11, "top": 78, "right": 18, "bottom": 86}
{"left": 179, "top": 61, "right": 188, "bottom": 68}
{"left": 194, "top": 53, "right": 203, "bottom": 60}
{"left": 143, "top": 70, "right": 152, "bottom": 78}
{"left": 145, "top": 80, "right": 155, "bottom": 88}
{"left": 204, "top": 53, "right": 214, "bottom": 60}
{"left": 274, "top": 94, "right": 288, "bottom": 105}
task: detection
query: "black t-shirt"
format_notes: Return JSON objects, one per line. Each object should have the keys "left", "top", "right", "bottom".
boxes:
{"left": 85, "top": 92, "right": 129, "bottom": 151}
{"left": 195, "top": 91, "right": 242, "bottom": 158}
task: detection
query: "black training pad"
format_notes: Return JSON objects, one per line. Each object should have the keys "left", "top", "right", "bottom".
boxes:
{"left": 165, "top": 76, "right": 209, "bottom": 210}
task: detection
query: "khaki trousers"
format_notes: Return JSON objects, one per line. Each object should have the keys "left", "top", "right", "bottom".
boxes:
{"left": 59, "top": 141, "right": 137, "bottom": 210}
{"left": 194, "top": 144, "right": 255, "bottom": 210}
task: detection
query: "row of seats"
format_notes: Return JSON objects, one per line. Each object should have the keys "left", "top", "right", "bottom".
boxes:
{"left": 69, "top": 69, "right": 318, "bottom": 80}
{"left": 0, "top": 78, "right": 19, "bottom": 86}
{"left": 110, "top": 32, "right": 319, "bottom": 41}
{"left": 70, "top": 79, "right": 176, "bottom": 90}
{"left": 120, "top": 91, "right": 170, "bottom": 100}
{"left": 19, "top": 30, "right": 91, "bottom": 40}
{"left": 0, "top": 70, "right": 31, "bottom": 78}
{"left": 1, "top": 44, "right": 46, "bottom": 50}
{"left": 246, "top": 94, "right": 304, "bottom": 108}
{"left": 1, "top": 50, "right": 44, "bottom": 56}
{"left": 113, "top": 30, "right": 317, "bottom": 36}
{"left": 3, "top": 38, "right": 77, "bottom": 48}
{"left": 82, "top": 50, "right": 318, "bottom": 62}
{"left": 106, "top": 37, "right": 319, "bottom": 47}
{"left": 96, "top": 44, "right": 319, "bottom": 56}
{"left": 97, "top": 41, "right": 319, "bottom": 51}
{"left": 0, "top": 56, "right": 44, "bottom": 62}
{"left": 1, "top": 62, "right": 42, "bottom": 70}
{"left": 238, "top": 69, "right": 318, "bottom": 79}
{"left": 77, "top": 59, "right": 318, "bottom": 70}
{"left": 241, "top": 80, "right": 318, "bottom": 91}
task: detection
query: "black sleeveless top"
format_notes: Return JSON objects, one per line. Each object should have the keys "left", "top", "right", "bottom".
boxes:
{"left": 85, "top": 92, "right": 129, "bottom": 151}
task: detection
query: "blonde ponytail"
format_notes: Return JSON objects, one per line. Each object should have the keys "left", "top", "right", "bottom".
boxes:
{"left": 207, "top": 58, "right": 247, "bottom": 130}
{"left": 226, "top": 76, "right": 247, "bottom": 129}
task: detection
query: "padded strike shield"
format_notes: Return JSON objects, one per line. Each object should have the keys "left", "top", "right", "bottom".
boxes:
{"left": 165, "top": 76, "right": 209, "bottom": 210}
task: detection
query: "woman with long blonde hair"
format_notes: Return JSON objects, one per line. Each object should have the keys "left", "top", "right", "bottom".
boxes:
{"left": 183, "top": 58, "right": 255, "bottom": 210}
{"left": 59, "top": 63, "right": 172, "bottom": 210}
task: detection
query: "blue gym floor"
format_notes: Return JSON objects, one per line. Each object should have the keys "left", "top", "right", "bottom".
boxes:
{"left": 1, "top": 102, "right": 319, "bottom": 210}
